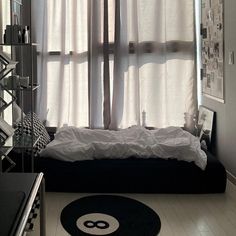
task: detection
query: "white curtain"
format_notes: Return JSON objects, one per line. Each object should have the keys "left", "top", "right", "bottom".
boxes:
{"left": 33, "top": 0, "right": 90, "bottom": 127}
{"left": 33, "top": 0, "right": 197, "bottom": 129}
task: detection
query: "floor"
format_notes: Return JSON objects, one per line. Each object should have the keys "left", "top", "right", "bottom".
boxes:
{"left": 29, "top": 180, "right": 236, "bottom": 236}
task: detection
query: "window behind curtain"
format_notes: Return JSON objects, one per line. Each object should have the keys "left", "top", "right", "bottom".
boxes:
{"left": 33, "top": 0, "right": 90, "bottom": 127}
{"left": 33, "top": 0, "right": 197, "bottom": 129}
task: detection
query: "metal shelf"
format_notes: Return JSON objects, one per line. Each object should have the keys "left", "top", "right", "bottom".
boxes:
{"left": 0, "top": 43, "right": 38, "bottom": 46}
{"left": 1, "top": 132, "right": 41, "bottom": 172}
{"left": 0, "top": 85, "right": 17, "bottom": 112}
{"left": 1, "top": 84, "right": 40, "bottom": 91}
{"left": 3, "top": 133, "right": 40, "bottom": 150}
{"left": 0, "top": 0, "right": 37, "bottom": 173}
{"left": 19, "top": 84, "right": 40, "bottom": 91}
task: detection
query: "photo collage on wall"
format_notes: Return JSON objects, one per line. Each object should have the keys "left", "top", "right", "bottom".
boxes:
{"left": 201, "top": 0, "right": 224, "bottom": 102}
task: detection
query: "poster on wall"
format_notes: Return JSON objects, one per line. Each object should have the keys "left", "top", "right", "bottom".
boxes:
{"left": 196, "top": 105, "right": 215, "bottom": 151}
{"left": 201, "top": 0, "right": 224, "bottom": 103}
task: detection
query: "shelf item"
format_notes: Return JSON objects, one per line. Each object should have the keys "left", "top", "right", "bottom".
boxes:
{"left": 2, "top": 75, "right": 20, "bottom": 89}
{"left": 0, "top": 151, "right": 16, "bottom": 172}
{"left": 0, "top": 85, "right": 17, "bottom": 112}
{"left": 23, "top": 84, "right": 40, "bottom": 91}
{"left": 0, "top": 146, "right": 13, "bottom": 158}
{"left": 1, "top": 75, "right": 40, "bottom": 91}
{"left": 0, "top": 117, "right": 15, "bottom": 145}
{"left": 0, "top": 51, "right": 16, "bottom": 65}
{"left": 22, "top": 26, "right": 30, "bottom": 44}
{"left": 0, "top": 51, "right": 18, "bottom": 80}
{"left": 4, "top": 25, "right": 20, "bottom": 44}
{"left": 0, "top": 97, "right": 9, "bottom": 112}
{"left": 2, "top": 75, "right": 28, "bottom": 89}
{"left": 3, "top": 24, "right": 31, "bottom": 45}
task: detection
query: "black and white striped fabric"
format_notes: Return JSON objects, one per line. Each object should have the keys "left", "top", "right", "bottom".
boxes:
{"left": 15, "top": 112, "right": 50, "bottom": 156}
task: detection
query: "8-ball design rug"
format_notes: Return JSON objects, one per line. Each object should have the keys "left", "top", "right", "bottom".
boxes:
{"left": 60, "top": 195, "right": 161, "bottom": 235}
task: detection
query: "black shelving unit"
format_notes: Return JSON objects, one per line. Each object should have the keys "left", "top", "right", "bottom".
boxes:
{"left": 0, "top": 0, "right": 39, "bottom": 172}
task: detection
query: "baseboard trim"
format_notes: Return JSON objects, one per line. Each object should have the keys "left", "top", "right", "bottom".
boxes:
{"left": 227, "top": 170, "right": 236, "bottom": 185}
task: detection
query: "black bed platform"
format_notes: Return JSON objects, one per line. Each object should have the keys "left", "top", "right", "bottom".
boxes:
{"left": 33, "top": 150, "right": 226, "bottom": 194}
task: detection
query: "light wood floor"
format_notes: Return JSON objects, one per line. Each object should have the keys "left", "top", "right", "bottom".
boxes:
{"left": 29, "top": 180, "right": 236, "bottom": 236}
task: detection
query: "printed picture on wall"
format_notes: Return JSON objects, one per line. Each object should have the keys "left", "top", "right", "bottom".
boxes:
{"left": 201, "top": 0, "right": 224, "bottom": 103}
{"left": 196, "top": 106, "right": 215, "bottom": 151}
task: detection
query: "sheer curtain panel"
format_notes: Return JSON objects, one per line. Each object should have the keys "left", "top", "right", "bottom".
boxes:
{"left": 33, "top": 0, "right": 197, "bottom": 129}
{"left": 33, "top": 0, "right": 90, "bottom": 127}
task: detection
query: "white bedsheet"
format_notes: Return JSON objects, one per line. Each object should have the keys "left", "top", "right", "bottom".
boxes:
{"left": 40, "top": 126, "right": 207, "bottom": 170}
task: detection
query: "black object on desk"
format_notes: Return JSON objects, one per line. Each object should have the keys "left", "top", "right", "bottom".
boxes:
{"left": 0, "top": 191, "right": 25, "bottom": 235}
{"left": 0, "top": 173, "right": 45, "bottom": 236}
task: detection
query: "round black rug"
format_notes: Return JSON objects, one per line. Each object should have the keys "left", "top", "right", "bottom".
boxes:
{"left": 60, "top": 195, "right": 161, "bottom": 236}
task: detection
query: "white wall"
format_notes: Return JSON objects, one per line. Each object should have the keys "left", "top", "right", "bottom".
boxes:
{"left": 202, "top": 0, "right": 236, "bottom": 177}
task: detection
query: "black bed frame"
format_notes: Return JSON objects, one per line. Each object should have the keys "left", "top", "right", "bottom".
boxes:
{"left": 8, "top": 145, "right": 226, "bottom": 194}
{"left": 33, "top": 149, "right": 226, "bottom": 194}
